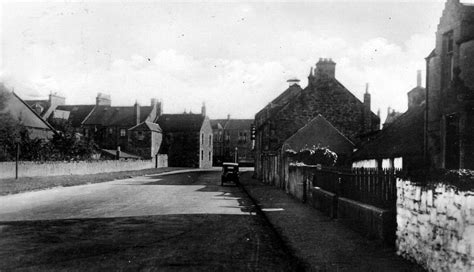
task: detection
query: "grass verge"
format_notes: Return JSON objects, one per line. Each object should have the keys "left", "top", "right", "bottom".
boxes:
{"left": 0, "top": 167, "right": 186, "bottom": 196}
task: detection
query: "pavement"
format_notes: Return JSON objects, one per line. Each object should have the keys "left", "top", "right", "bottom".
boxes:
{"left": 0, "top": 170, "right": 298, "bottom": 271}
{"left": 238, "top": 171, "right": 425, "bottom": 272}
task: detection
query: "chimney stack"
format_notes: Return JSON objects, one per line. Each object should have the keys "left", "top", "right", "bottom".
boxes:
{"left": 227, "top": 114, "right": 230, "bottom": 120}
{"left": 134, "top": 101, "right": 140, "bottom": 125}
{"left": 363, "top": 83, "right": 371, "bottom": 110}
{"left": 96, "top": 93, "right": 111, "bottom": 106}
{"left": 417, "top": 70, "right": 422, "bottom": 87}
{"left": 287, "top": 78, "right": 300, "bottom": 87}
{"left": 201, "top": 102, "right": 206, "bottom": 117}
{"left": 315, "top": 58, "right": 336, "bottom": 78}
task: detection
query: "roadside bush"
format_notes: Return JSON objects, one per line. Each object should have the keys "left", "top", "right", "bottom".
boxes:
{"left": 286, "top": 145, "right": 337, "bottom": 166}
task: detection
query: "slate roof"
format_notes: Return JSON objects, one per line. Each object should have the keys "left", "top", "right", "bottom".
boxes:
{"left": 353, "top": 104, "right": 425, "bottom": 160}
{"left": 224, "top": 119, "right": 253, "bottom": 130}
{"left": 83, "top": 106, "right": 153, "bottom": 127}
{"left": 13, "top": 93, "right": 58, "bottom": 133}
{"left": 129, "top": 121, "right": 162, "bottom": 132}
{"left": 211, "top": 119, "right": 228, "bottom": 130}
{"left": 157, "top": 114, "right": 205, "bottom": 132}
{"left": 52, "top": 105, "right": 95, "bottom": 127}
{"left": 283, "top": 114, "right": 354, "bottom": 155}
{"left": 268, "top": 75, "right": 380, "bottom": 150}
{"left": 25, "top": 99, "right": 50, "bottom": 116}
{"left": 255, "top": 84, "right": 303, "bottom": 127}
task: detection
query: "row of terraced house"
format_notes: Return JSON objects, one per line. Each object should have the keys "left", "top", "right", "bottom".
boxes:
{"left": 255, "top": 0, "right": 474, "bottom": 175}
{"left": 3, "top": 89, "right": 256, "bottom": 168}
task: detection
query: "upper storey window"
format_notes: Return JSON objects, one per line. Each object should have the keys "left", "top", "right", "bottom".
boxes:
{"left": 444, "top": 31, "right": 454, "bottom": 54}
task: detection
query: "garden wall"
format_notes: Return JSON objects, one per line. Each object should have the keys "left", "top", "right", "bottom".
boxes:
{"left": 0, "top": 154, "right": 168, "bottom": 179}
{"left": 396, "top": 179, "right": 474, "bottom": 271}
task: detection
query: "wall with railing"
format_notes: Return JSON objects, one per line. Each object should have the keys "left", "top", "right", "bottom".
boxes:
{"left": 260, "top": 152, "right": 398, "bottom": 242}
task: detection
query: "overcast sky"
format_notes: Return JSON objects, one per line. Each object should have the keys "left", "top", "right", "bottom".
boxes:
{"left": 0, "top": 0, "right": 454, "bottom": 120}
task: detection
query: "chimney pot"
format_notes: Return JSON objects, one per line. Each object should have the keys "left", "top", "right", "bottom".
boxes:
{"left": 417, "top": 70, "right": 422, "bottom": 87}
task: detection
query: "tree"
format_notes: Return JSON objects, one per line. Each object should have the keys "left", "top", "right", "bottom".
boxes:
{"left": 0, "top": 83, "right": 23, "bottom": 161}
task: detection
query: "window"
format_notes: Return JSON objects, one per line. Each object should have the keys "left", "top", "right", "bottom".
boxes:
{"left": 209, "top": 135, "right": 212, "bottom": 146}
{"left": 108, "top": 127, "right": 113, "bottom": 134}
{"left": 120, "top": 129, "right": 126, "bottom": 137}
{"left": 137, "top": 131, "right": 144, "bottom": 141}
{"left": 446, "top": 32, "right": 454, "bottom": 54}
{"left": 202, "top": 133, "right": 204, "bottom": 145}
{"left": 201, "top": 150, "right": 204, "bottom": 160}
{"left": 209, "top": 151, "right": 211, "bottom": 160}
{"left": 443, "top": 31, "right": 455, "bottom": 83}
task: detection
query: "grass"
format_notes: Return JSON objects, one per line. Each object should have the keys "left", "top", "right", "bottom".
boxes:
{"left": 0, "top": 167, "right": 186, "bottom": 196}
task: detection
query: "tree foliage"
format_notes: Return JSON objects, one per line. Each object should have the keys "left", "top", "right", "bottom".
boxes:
{"left": 0, "top": 83, "right": 99, "bottom": 161}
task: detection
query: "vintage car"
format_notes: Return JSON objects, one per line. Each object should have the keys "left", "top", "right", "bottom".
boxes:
{"left": 221, "top": 162, "right": 239, "bottom": 186}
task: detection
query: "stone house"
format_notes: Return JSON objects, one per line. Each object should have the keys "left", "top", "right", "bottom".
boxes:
{"left": 211, "top": 116, "right": 254, "bottom": 165}
{"left": 157, "top": 108, "right": 212, "bottom": 168}
{"left": 81, "top": 94, "right": 162, "bottom": 153}
{"left": 211, "top": 119, "right": 226, "bottom": 164}
{"left": 128, "top": 121, "right": 163, "bottom": 159}
{"left": 425, "top": 0, "right": 474, "bottom": 169}
{"left": 282, "top": 114, "right": 355, "bottom": 166}
{"left": 3, "top": 91, "right": 57, "bottom": 139}
{"left": 254, "top": 59, "right": 380, "bottom": 178}
{"left": 48, "top": 104, "right": 96, "bottom": 133}
{"left": 353, "top": 72, "right": 426, "bottom": 171}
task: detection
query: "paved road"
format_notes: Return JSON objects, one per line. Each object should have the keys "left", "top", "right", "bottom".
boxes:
{"left": 0, "top": 171, "right": 297, "bottom": 271}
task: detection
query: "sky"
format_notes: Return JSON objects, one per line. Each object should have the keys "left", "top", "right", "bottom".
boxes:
{"left": 0, "top": 0, "right": 455, "bottom": 120}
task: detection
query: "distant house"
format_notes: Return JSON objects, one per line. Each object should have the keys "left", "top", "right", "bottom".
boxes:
{"left": 383, "top": 108, "right": 403, "bottom": 129}
{"left": 211, "top": 119, "right": 226, "bottom": 164}
{"left": 48, "top": 104, "right": 96, "bottom": 133}
{"left": 3, "top": 92, "right": 57, "bottom": 139}
{"left": 353, "top": 72, "right": 426, "bottom": 170}
{"left": 25, "top": 93, "right": 65, "bottom": 120}
{"left": 82, "top": 93, "right": 162, "bottom": 153}
{"left": 254, "top": 58, "right": 380, "bottom": 177}
{"left": 128, "top": 121, "right": 163, "bottom": 159}
{"left": 282, "top": 114, "right": 355, "bottom": 166}
{"left": 157, "top": 110, "right": 212, "bottom": 168}
{"left": 211, "top": 117, "right": 254, "bottom": 165}
{"left": 425, "top": 0, "right": 474, "bottom": 169}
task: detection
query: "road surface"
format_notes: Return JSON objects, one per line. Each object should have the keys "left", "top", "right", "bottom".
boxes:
{"left": 0, "top": 170, "right": 297, "bottom": 271}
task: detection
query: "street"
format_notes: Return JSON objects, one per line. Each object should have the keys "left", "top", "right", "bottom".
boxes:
{"left": 0, "top": 171, "right": 297, "bottom": 271}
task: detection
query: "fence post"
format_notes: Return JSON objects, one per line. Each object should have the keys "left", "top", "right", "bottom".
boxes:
{"left": 15, "top": 142, "right": 20, "bottom": 179}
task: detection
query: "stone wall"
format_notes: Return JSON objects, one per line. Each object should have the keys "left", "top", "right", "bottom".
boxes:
{"left": 0, "top": 155, "right": 168, "bottom": 179}
{"left": 396, "top": 179, "right": 474, "bottom": 271}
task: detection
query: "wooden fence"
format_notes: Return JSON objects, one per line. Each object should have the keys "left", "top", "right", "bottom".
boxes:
{"left": 313, "top": 168, "right": 398, "bottom": 209}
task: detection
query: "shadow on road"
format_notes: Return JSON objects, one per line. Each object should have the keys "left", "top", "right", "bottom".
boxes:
{"left": 0, "top": 213, "right": 295, "bottom": 271}
{"left": 0, "top": 171, "right": 298, "bottom": 271}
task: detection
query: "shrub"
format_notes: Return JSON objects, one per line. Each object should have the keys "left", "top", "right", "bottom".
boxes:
{"left": 286, "top": 145, "right": 337, "bottom": 166}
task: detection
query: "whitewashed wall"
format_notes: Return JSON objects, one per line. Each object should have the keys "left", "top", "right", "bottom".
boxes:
{"left": 0, "top": 155, "right": 168, "bottom": 179}
{"left": 396, "top": 179, "right": 474, "bottom": 271}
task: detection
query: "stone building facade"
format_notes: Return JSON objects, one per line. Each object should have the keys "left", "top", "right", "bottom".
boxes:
{"left": 128, "top": 121, "right": 163, "bottom": 159}
{"left": 255, "top": 59, "right": 380, "bottom": 177}
{"left": 425, "top": 0, "right": 474, "bottom": 169}
{"left": 82, "top": 94, "right": 162, "bottom": 153}
{"left": 211, "top": 117, "right": 254, "bottom": 165}
{"left": 157, "top": 109, "right": 212, "bottom": 168}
